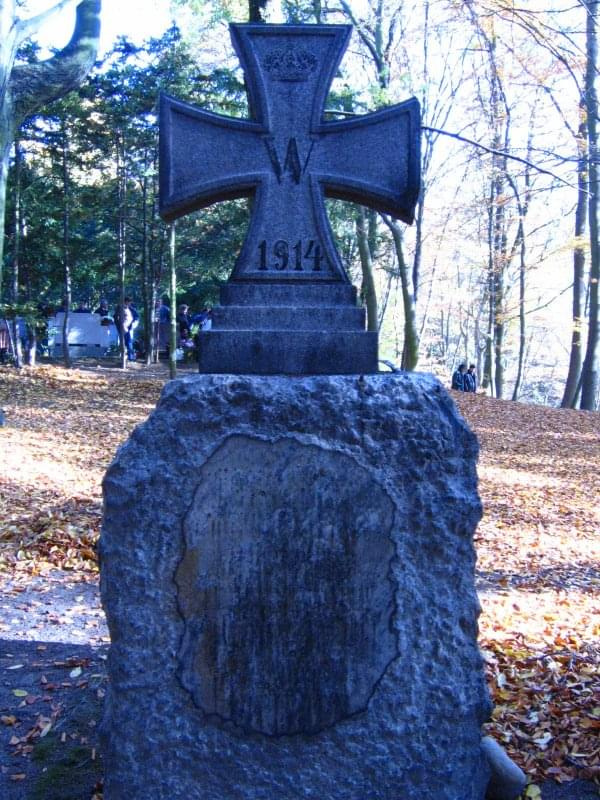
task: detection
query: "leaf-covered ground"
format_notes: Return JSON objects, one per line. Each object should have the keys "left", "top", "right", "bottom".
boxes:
{"left": 454, "top": 392, "right": 600, "bottom": 795}
{"left": 0, "top": 364, "right": 598, "bottom": 799}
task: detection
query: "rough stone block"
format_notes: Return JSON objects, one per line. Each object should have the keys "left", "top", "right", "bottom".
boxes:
{"left": 100, "top": 373, "right": 491, "bottom": 800}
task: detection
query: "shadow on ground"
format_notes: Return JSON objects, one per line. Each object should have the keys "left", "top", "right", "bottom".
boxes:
{"left": 1, "top": 638, "right": 598, "bottom": 800}
{"left": 0, "top": 639, "right": 106, "bottom": 800}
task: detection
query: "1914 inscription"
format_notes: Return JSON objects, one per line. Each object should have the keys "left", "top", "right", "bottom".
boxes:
{"left": 175, "top": 436, "right": 398, "bottom": 737}
{"left": 258, "top": 239, "right": 326, "bottom": 271}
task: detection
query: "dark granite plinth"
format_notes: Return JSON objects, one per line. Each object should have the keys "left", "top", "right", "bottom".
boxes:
{"left": 220, "top": 283, "right": 359, "bottom": 306}
{"left": 198, "top": 329, "right": 377, "bottom": 374}
{"left": 211, "top": 304, "right": 365, "bottom": 330}
{"left": 199, "top": 280, "right": 377, "bottom": 374}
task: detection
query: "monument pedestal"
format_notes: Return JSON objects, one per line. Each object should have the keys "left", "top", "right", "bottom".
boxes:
{"left": 100, "top": 373, "right": 491, "bottom": 800}
{"left": 198, "top": 283, "right": 378, "bottom": 374}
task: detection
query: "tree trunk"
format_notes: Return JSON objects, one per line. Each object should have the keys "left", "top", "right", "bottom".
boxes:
{"left": 27, "top": 329, "right": 36, "bottom": 366}
{"left": 581, "top": 0, "right": 600, "bottom": 410}
{"left": 491, "top": 160, "right": 508, "bottom": 400}
{"left": 10, "top": 134, "right": 22, "bottom": 368}
{"left": 383, "top": 215, "right": 419, "bottom": 370}
{"left": 116, "top": 133, "right": 127, "bottom": 369}
{"left": 0, "top": 0, "right": 102, "bottom": 298}
{"left": 356, "top": 206, "right": 378, "bottom": 332}
{"left": 0, "top": 75, "right": 13, "bottom": 302}
{"left": 482, "top": 311, "right": 493, "bottom": 395}
{"left": 61, "top": 118, "right": 72, "bottom": 369}
{"left": 169, "top": 223, "right": 177, "bottom": 380}
{"left": 412, "top": 195, "right": 424, "bottom": 305}
{"left": 481, "top": 176, "right": 495, "bottom": 394}
{"left": 475, "top": 314, "right": 483, "bottom": 384}
{"left": 511, "top": 222, "right": 526, "bottom": 401}
{"left": 465, "top": 5, "right": 512, "bottom": 399}
{"left": 141, "top": 168, "right": 155, "bottom": 366}
{"left": 493, "top": 270, "right": 504, "bottom": 398}
{"left": 562, "top": 114, "right": 587, "bottom": 408}
{"left": 248, "top": 0, "right": 267, "bottom": 23}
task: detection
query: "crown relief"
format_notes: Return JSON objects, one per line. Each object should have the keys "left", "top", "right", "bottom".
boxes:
{"left": 262, "top": 47, "right": 318, "bottom": 82}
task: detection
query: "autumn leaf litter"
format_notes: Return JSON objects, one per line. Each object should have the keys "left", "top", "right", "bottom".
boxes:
{"left": 0, "top": 365, "right": 598, "bottom": 797}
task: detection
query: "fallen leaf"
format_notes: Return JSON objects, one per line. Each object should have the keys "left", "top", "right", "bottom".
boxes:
{"left": 525, "top": 785, "right": 541, "bottom": 799}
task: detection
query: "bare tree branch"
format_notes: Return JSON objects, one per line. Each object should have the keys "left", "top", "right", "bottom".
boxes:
{"left": 422, "top": 125, "right": 582, "bottom": 190}
{"left": 16, "top": 0, "right": 81, "bottom": 47}
{"left": 11, "top": 0, "right": 101, "bottom": 122}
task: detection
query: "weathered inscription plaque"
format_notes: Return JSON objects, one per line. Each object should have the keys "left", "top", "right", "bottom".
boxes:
{"left": 175, "top": 435, "right": 397, "bottom": 736}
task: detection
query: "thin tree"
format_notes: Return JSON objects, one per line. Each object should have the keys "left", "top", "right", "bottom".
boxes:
{"left": 169, "top": 223, "right": 177, "bottom": 379}
{"left": 60, "top": 113, "right": 72, "bottom": 368}
{"left": 562, "top": 105, "right": 587, "bottom": 408}
{"left": 580, "top": 0, "right": 600, "bottom": 409}
{"left": 10, "top": 135, "right": 23, "bottom": 368}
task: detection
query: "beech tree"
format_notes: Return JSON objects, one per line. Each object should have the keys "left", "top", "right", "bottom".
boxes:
{"left": 580, "top": 0, "right": 600, "bottom": 410}
{"left": 0, "top": 0, "right": 101, "bottom": 297}
{"left": 464, "top": 0, "right": 599, "bottom": 409}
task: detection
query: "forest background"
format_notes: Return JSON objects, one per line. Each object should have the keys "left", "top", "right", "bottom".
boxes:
{"left": 1, "top": 0, "right": 600, "bottom": 411}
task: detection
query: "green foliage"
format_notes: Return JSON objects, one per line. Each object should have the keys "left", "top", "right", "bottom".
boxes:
{"left": 281, "top": 0, "right": 322, "bottom": 24}
{"left": 2, "top": 18, "right": 361, "bottom": 332}
{"left": 0, "top": 302, "right": 44, "bottom": 328}
{"left": 2, "top": 25, "right": 252, "bottom": 318}
{"left": 31, "top": 733, "right": 102, "bottom": 800}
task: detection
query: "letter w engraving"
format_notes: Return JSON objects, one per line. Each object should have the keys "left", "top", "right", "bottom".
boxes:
{"left": 264, "top": 137, "right": 306, "bottom": 184}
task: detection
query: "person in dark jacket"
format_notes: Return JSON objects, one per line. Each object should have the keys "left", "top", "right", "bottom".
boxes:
{"left": 94, "top": 299, "right": 109, "bottom": 316}
{"left": 451, "top": 363, "right": 467, "bottom": 391}
{"left": 177, "top": 304, "right": 192, "bottom": 340}
{"left": 464, "top": 364, "right": 477, "bottom": 393}
{"left": 155, "top": 298, "right": 171, "bottom": 355}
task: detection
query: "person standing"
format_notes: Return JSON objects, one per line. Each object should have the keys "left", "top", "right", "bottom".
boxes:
{"left": 451, "top": 363, "right": 467, "bottom": 391}
{"left": 114, "top": 297, "right": 136, "bottom": 361}
{"left": 464, "top": 364, "right": 477, "bottom": 393}
{"left": 94, "top": 299, "right": 109, "bottom": 317}
{"left": 155, "top": 298, "right": 171, "bottom": 356}
{"left": 0, "top": 318, "right": 10, "bottom": 364}
{"left": 177, "top": 304, "right": 192, "bottom": 341}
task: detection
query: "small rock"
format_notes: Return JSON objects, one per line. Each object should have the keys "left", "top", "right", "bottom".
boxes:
{"left": 483, "top": 735, "right": 527, "bottom": 800}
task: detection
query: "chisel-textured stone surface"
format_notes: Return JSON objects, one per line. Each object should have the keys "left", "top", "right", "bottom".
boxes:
{"left": 100, "top": 373, "right": 491, "bottom": 800}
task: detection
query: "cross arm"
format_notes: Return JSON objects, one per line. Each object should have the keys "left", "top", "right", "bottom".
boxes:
{"left": 159, "top": 93, "right": 268, "bottom": 222}
{"left": 314, "top": 97, "right": 421, "bottom": 224}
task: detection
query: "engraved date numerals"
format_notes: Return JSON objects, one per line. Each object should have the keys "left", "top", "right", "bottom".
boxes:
{"left": 258, "top": 240, "right": 325, "bottom": 272}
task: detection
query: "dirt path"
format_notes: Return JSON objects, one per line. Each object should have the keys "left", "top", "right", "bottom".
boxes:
{"left": 0, "top": 570, "right": 108, "bottom": 799}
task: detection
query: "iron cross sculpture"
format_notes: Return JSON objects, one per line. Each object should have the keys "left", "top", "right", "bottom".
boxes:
{"left": 159, "top": 23, "right": 420, "bottom": 374}
{"left": 160, "top": 23, "right": 420, "bottom": 282}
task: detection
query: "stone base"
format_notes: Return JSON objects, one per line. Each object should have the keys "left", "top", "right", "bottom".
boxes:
{"left": 198, "top": 281, "right": 379, "bottom": 374}
{"left": 197, "top": 329, "right": 378, "bottom": 374}
{"left": 100, "top": 374, "right": 491, "bottom": 800}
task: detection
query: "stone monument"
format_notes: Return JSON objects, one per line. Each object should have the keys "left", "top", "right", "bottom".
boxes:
{"left": 159, "top": 23, "right": 420, "bottom": 373}
{"left": 100, "top": 22, "right": 492, "bottom": 800}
